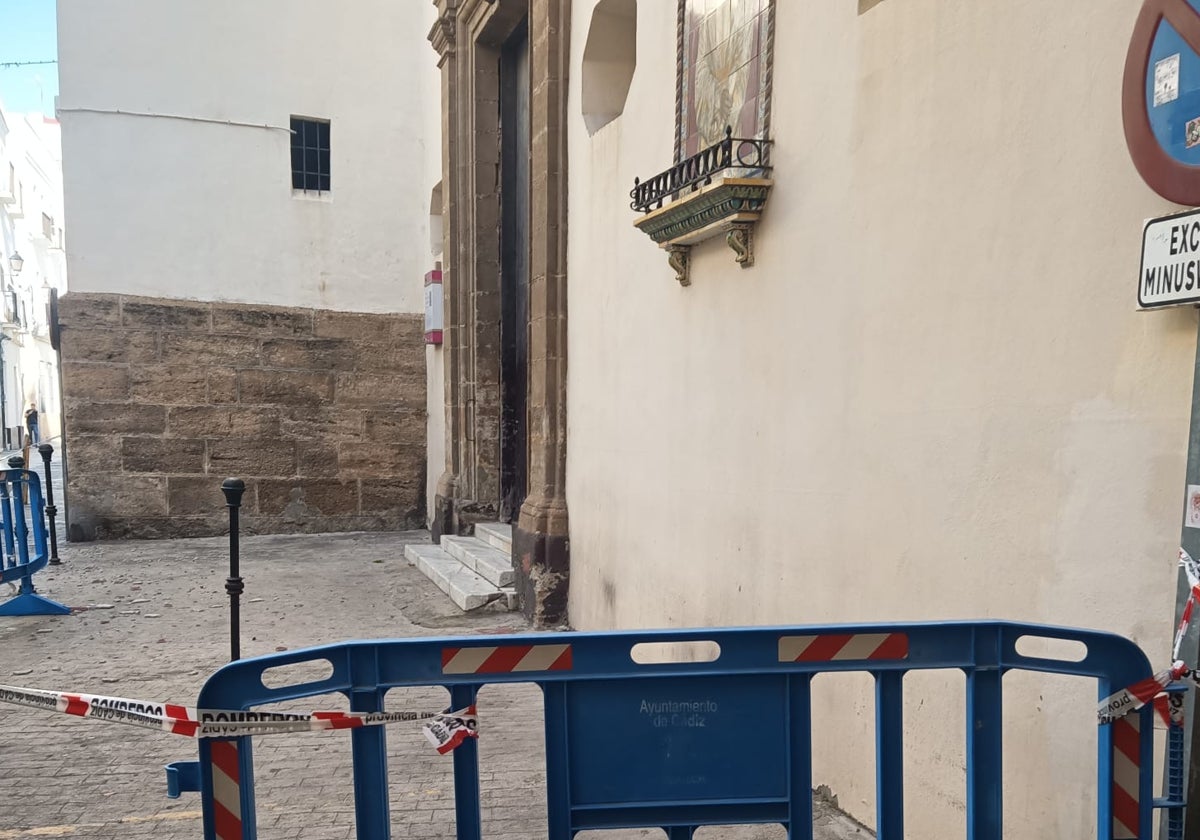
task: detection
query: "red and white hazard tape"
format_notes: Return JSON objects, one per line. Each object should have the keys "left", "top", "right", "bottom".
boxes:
{"left": 0, "top": 683, "right": 477, "bottom": 751}
{"left": 1097, "top": 549, "right": 1200, "bottom": 728}
{"left": 1097, "top": 668, "right": 1183, "bottom": 725}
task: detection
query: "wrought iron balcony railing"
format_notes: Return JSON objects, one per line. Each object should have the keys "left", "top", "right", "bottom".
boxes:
{"left": 630, "top": 126, "right": 772, "bottom": 214}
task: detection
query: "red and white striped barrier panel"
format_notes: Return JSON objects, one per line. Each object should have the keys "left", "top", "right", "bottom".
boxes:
{"left": 777, "top": 632, "right": 909, "bottom": 662}
{"left": 1111, "top": 712, "right": 1141, "bottom": 840}
{"left": 210, "top": 740, "right": 243, "bottom": 840}
{"left": 441, "top": 642, "right": 572, "bottom": 674}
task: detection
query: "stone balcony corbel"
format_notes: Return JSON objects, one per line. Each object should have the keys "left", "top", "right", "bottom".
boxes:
{"left": 631, "top": 127, "right": 773, "bottom": 286}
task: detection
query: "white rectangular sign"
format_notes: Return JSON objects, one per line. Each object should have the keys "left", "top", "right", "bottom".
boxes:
{"left": 1139, "top": 209, "right": 1200, "bottom": 309}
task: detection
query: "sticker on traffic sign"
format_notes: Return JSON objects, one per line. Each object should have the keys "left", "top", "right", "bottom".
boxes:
{"left": 1123, "top": 0, "right": 1200, "bottom": 204}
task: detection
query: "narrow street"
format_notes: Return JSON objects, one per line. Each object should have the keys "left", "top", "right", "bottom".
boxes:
{"left": 0, "top": 532, "right": 869, "bottom": 839}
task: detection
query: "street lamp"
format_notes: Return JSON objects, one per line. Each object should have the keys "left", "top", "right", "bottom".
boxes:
{"left": 8, "top": 253, "right": 22, "bottom": 276}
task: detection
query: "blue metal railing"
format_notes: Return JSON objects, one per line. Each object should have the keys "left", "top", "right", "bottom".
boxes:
{"left": 0, "top": 467, "right": 67, "bottom": 616}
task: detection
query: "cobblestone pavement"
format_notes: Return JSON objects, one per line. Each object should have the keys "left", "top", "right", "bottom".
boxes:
{"left": 0, "top": 531, "right": 871, "bottom": 840}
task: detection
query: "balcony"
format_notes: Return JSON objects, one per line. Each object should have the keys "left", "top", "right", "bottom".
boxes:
{"left": 631, "top": 127, "right": 773, "bottom": 286}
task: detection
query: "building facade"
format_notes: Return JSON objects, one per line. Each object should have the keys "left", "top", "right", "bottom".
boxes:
{"left": 0, "top": 107, "right": 66, "bottom": 451}
{"left": 427, "top": 0, "right": 1192, "bottom": 834}
{"left": 56, "top": 1, "right": 442, "bottom": 538}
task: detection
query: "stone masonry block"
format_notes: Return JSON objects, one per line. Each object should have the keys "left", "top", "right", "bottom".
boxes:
{"left": 257, "top": 479, "right": 360, "bottom": 517}
{"left": 208, "top": 368, "right": 238, "bottom": 403}
{"left": 363, "top": 410, "right": 425, "bottom": 443}
{"left": 121, "top": 299, "right": 211, "bottom": 331}
{"left": 208, "top": 439, "right": 296, "bottom": 477}
{"left": 60, "top": 328, "right": 158, "bottom": 365}
{"left": 294, "top": 439, "right": 338, "bottom": 476}
{"left": 68, "top": 474, "right": 168, "bottom": 516}
{"left": 64, "top": 434, "right": 117, "bottom": 475}
{"left": 130, "top": 365, "right": 208, "bottom": 405}
{"left": 67, "top": 403, "right": 166, "bottom": 435}
{"left": 313, "top": 311, "right": 421, "bottom": 341}
{"left": 57, "top": 293, "right": 120, "bottom": 328}
{"left": 168, "top": 476, "right": 251, "bottom": 516}
{"left": 336, "top": 442, "right": 424, "bottom": 479}
{"left": 211, "top": 305, "right": 313, "bottom": 337}
{"left": 121, "top": 436, "right": 206, "bottom": 474}
{"left": 352, "top": 343, "right": 425, "bottom": 375}
{"left": 167, "top": 406, "right": 280, "bottom": 438}
{"left": 279, "top": 406, "right": 364, "bottom": 441}
{"left": 160, "top": 332, "right": 261, "bottom": 366}
{"left": 239, "top": 369, "right": 334, "bottom": 405}
{"left": 61, "top": 362, "right": 131, "bottom": 402}
{"left": 360, "top": 477, "right": 423, "bottom": 514}
{"left": 261, "top": 338, "right": 357, "bottom": 370}
{"left": 334, "top": 373, "right": 424, "bottom": 409}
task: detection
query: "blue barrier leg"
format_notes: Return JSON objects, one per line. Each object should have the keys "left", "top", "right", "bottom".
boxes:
{"left": 0, "top": 590, "right": 70, "bottom": 615}
{"left": 1140, "top": 706, "right": 1154, "bottom": 840}
{"left": 788, "top": 674, "right": 814, "bottom": 840}
{"left": 0, "top": 481, "right": 17, "bottom": 562}
{"left": 875, "top": 671, "right": 904, "bottom": 839}
{"left": 452, "top": 684, "right": 482, "bottom": 840}
{"left": 349, "top": 687, "right": 390, "bottom": 840}
{"left": 966, "top": 668, "right": 1002, "bottom": 840}
{"left": 543, "top": 682, "right": 571, "bottom": 840}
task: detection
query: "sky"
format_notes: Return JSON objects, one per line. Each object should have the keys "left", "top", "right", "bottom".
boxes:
{"left": 0, "top": 0, "right": 59, "bottom": 114}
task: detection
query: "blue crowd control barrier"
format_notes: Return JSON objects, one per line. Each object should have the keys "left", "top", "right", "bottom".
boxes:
{"left": 0, "top": 468, "right": 67, "bottom": 616}
{"left": 174, "top": 621, "right": 1158, "bottom": 840}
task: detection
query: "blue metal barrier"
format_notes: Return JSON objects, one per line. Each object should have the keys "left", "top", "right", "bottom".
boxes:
{"left": 169, "top": 621, "right": 1157, "bottom": 840}
{"left": 0, "top": 468, "right": 68, "bottom": 616}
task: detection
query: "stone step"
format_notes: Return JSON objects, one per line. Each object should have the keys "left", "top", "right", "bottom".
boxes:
{"left": 441, "top": 535, "right": 515, "bottom": 587}
{"left": 499, "top": 585, "right": 518, "bottom": 611}
{"left": 474, "top": 522, "right": 512, "bottom": 554}
{"left": 403, "top": 544, "right": 504, "bottom": 612}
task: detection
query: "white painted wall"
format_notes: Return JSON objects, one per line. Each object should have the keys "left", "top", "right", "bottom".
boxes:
{"left": 56, "top": 0, "right": 437, "bottom": 314}
{"left": 0, "top": 108, "right": 66, "bottom": 442}
{"left": 567, "top": 0, "right": 1186, "bottom": 835}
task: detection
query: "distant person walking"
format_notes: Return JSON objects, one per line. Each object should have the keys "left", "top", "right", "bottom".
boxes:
{"left": 24, "top": 402, "right": 38, "bottom": 446}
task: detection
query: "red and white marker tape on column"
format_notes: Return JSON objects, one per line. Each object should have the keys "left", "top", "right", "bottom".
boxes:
{"left": 0, "top": 683, "right": 477, "bottom": 752}
{"left": 1096, "top": 547, "right": 1199, "bottom": 728}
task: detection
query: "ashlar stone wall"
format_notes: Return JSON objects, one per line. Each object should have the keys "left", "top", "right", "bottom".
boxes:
{"left": 58, "top": 293, "right": 426, "bottom": 539}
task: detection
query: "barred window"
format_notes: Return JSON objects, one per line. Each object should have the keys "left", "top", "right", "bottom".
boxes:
{"left": 290, "top": 117, "right": 330, "bottom": 193}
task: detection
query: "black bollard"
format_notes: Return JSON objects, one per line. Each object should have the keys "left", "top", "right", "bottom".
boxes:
{"left": 36, "top": 444, "right": 61, "bottom": 565}
{"left": 221, "top": 478, "right": 246, "bottom": 662}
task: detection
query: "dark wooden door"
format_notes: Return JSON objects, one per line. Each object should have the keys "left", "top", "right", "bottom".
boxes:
{"left": 500, "top": 20, "right": 530, "bottom": 522}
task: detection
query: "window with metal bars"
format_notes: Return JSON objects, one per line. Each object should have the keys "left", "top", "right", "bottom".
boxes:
{"left": 290, "top": 117, "right": 330, "bottom": 193}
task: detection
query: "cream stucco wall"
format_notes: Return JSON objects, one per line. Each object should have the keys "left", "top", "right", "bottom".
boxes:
{"left": 57, "top": 0, "right": 437, "bottom": 315}
{"left": 566, "top": 0, "right": 1189, "bottom": 834}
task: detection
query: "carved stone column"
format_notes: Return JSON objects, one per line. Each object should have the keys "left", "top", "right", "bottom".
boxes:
{"left": 429, "top": 1, "right": 462, "bottom": 540}
{"left": 431, "top": 0, "right": 571, "bottom": 626}
{"left": 514, "top": 0, "right": 571, "bottom": 626}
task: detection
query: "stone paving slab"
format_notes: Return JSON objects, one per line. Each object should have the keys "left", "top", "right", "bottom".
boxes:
{"left": 0, "top": 530, "right": 870, "bottom": 840}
